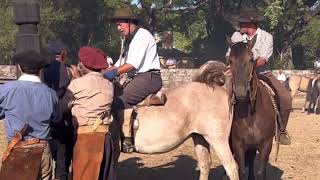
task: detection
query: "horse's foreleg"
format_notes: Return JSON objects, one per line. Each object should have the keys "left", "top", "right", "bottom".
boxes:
{"left": 256, "top": 139, "right": 273, "bottom": 180}
{"left": 314, "top": 95, "right": 320, "bottom": 114}
{"left": 192, "top": 134, "right": 211, "bottom": 180}
{"left": 206, "top": 136, "right": 239, "bottom": 180}
{"left": 231, "top": 140, "right": 245, "bottom": 180}
{"left": 246, "top": 149, "right": 257, "bottom": 180}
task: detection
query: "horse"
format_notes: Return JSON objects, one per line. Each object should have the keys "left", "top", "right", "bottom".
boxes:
{"left": 306, "top": 78, "right": 320, "bottom": 114}
{"left": 111, "top": 61, "right": 239, "bottom": 180}
{"left": 227, "top": 40, "right": 279, "bottom": 180}
{"left": 286, "top": 74, "right": 320, "bottom": 111}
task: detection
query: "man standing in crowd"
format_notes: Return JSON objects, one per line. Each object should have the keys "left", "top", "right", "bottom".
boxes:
{"left": 62, "top": 47, "right": 115, "bottom": 180}
{"left": 42, "top": 40, "right": 73, "bottom": 180}
{"left": 226, "top": 9, "right": 293, "bottom": 145}
{"left": 103, "top": 4, "right": 163, "bottom": 153}
{"left": 0, "top": 50, "right": 60, "bottom": 180}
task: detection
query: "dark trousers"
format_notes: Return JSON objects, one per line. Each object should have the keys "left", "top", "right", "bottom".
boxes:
{"left": 114, "top": 71, "right": 162, "bottom": 109}
{"left": 258, "top": 72, "right": 293, "bottom": 131}
{"left": 49, "top": 113, "right": 74, "bottom": 180}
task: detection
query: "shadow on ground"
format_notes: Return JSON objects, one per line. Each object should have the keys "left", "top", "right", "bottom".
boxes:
{"left": 117, "top": 155, "right": 284, "bottom": 180}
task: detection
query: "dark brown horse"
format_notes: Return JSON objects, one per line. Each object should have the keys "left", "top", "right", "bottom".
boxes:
{"left": 228, "top": 40, "right": 279, "bottom": 180}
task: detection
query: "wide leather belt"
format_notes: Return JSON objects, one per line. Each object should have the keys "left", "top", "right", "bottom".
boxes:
{"left": 14, "top": 138, "right": 47, "bottom": 148}
{"left": 77, "top": 125, "right": 109, "bottom": 134}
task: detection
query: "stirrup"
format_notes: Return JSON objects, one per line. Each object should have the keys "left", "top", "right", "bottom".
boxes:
{"left": 122, "top": 138, "right": 134, "bottom": 153}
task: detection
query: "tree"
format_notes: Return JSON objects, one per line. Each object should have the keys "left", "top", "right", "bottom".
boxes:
{"left": 0, "top": 1, "right": 16, "bottom": 64}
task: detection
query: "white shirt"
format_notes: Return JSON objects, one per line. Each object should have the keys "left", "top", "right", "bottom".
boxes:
{"left": 314, "top": 60, "right": 320, "bottom": 69}
{"left": 115, "top": 28, "right": 160, "bottom": 73}
{"left": 226, "top": 28, "right": 273, "bottom": 62}
{"left": 277, "top": 73, "right": 286, "bottom": 82}
{"left": 18, "top": 74, "right": 42, "bottom": 83}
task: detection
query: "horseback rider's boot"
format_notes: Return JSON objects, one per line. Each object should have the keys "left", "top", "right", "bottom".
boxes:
{"left": 279, "top": 109, "right": 291, "bottom": 145}
{"left": 139, "top": 91, "right": 167, "bottom": 106}
{"left": 117, "top": 108, "right": 135, "bottom": 153}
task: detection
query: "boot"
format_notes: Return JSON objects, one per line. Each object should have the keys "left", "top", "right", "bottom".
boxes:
{"left": 140, "top": 91, "right": 167, "bottom": 106}
{"left": 117, "top": 109, "right": 135, "bottom": 153}
{"left": 279, "top": 109, "right": 291, "bottom": 145}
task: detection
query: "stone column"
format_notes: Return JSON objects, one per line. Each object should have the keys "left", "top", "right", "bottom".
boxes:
{"left": 14, "top": 0, "right": 40, "bottom": 53}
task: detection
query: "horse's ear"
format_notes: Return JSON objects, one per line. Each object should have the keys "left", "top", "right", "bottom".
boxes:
{"left": 247, "top": 35, "right": 257, "bottom": 50}
{"left": 226, "top": 35, "right": 233, "bottom": 47}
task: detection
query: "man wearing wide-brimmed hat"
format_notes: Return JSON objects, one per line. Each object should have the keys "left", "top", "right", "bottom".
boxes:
{"left": 61, "top": 46, "right": 116, "bottom": 180}
{"left": 0, "top": 50, "right": 60, "bottom": 180}
{"left": 103, "top": 4, "right": 163, "bottom": 152}
{"left": 226, "top": 8, "right": 293, "bottom": 145}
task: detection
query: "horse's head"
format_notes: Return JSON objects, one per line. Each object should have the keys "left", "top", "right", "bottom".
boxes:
{"left": 228, "top": 39, "right": 255, "bottom": 101}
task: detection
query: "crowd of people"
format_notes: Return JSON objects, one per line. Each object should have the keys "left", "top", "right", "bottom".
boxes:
{"left": 0, "top": 4, "right": 295, "bottom": 180}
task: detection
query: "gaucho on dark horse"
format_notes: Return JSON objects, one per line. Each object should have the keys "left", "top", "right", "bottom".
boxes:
{"left": 227, "top": 36, "right": 294, "bottom": 179}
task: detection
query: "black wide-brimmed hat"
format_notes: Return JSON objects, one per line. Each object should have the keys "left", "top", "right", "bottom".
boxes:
{"left": 234, "top": 8, "right": 265, "bottom": 23}
{"left": 111, "top": 4, "right": 138, "bottom": 22}
{"left": 13, "top": 49, "right": 51, "bottom": 68}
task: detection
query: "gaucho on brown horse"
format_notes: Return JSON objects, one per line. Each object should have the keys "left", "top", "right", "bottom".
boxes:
{"left": 228, "top": 39, "right": 281, "bottom": 180}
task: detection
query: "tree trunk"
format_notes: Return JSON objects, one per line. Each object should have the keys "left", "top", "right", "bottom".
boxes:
{"left": 281, "top": 47, "right": 295, "bottom": 69}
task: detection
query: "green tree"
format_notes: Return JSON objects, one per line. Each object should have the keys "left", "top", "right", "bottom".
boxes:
{"left": 0, "top": 1, "right": 16, "bottom": 64}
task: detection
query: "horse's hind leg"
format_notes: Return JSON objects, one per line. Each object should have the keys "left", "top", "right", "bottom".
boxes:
{"left": 205, "top": 136, "right": 239, "bottom": 180}
{"left": 257, "top": 139, "right": 273, "bottom": 180}
{"left": 192, "top": 134, "right": 211, "bottom": 180}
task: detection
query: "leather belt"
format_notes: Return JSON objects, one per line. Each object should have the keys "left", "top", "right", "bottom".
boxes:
{"left": 77, "top": 125, "right": 109, "bottom": 134}
{"left": 15, "top": 138, "right": 47, "bottom": 148}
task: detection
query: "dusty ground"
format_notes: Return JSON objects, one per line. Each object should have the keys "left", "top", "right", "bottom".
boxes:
{"left": 0, "top": 95, "right": 319, "bottom": 180}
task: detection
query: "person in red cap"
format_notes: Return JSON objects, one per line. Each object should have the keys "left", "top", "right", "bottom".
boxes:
{"left": 61, "top": 46, "right": 116, "bottom": 180}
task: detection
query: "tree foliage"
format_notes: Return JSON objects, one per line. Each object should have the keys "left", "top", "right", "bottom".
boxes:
{"left": 0, "top": 0, "right": 319, "bottom": 69}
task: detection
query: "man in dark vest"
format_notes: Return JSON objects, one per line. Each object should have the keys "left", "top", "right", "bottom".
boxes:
{"left": 42, "top": 40, "right": 74, "bottom": 180}
{"left": 226, "top": 8, "right": 293, "bottom": 145}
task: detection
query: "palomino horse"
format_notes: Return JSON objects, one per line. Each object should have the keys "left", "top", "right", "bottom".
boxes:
{"left": 112, "top": 62, "right": 239, "bottom": 180}
{"left": 227, "top": 40, "right": 279, "bottom": 180}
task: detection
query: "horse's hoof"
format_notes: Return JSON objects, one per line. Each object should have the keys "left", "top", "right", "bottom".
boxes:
{"left": 279, "top": 132, "right": 291, "bottom": 145}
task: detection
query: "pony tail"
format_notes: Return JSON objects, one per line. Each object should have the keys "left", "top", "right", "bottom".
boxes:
{"left": 193, "top": 61, "right": 228, "bottom": 88}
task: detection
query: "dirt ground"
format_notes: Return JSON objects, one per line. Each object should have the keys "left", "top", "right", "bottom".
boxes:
{"left": 0, "top": 95, "right": 319, "bottom": 180}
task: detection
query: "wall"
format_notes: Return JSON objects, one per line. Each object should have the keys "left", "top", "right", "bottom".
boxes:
{"left": 0, "top": 65, "right": 319, "bottom": 87}
{"left": 161, "top": 69, "right": 319, "bottom": 89}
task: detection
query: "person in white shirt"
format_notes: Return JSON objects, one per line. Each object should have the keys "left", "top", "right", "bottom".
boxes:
{"left": 103, "top": 4, "right": 163, "bottom": 152}
{"left": 226, "top": 8, "right": 292, "bottom": 145}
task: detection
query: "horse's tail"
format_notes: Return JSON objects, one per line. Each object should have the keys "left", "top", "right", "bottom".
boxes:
{"left": 192, "top": 60, "right": 228, "bottom": 88}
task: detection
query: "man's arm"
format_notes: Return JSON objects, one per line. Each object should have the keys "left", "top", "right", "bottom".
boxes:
{"left": 117, "top": 63, "right": 135, "bottom": 74}
{"left": 255, "top": 32, "right": 273, "bottom": 67}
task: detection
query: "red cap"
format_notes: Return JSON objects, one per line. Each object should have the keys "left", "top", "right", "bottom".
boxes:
{"left": 78, "top": 46, "right": 109, "bottom": 70}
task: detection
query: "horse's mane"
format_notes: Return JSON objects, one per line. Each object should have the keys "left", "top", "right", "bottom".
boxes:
{"left": 193, "top": 60, "right": 228, "bottom": 88}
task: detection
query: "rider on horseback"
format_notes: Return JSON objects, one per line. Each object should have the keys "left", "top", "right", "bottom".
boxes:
{"left": 226, "top": 8, "right": 293, "bottom": 145}
{"left": 103, "top": 4, "right": 164, "bottom": 152}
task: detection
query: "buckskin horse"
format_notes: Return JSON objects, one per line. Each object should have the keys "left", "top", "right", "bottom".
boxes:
{"left": 227, "top": 40, "right": 280, "bottom": 180}
{"left": 111, "top": 61, "right": 239, "bottom": 180}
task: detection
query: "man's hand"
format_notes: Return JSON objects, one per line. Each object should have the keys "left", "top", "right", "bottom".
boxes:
{"left": 103, "top": 68, "right": 119, "bottom": 81}
{"left": 255, "top": 58, "right": 266, "bottom": 67}
{"left": 70, "top": 65, "right": 81, "bottom": 79}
